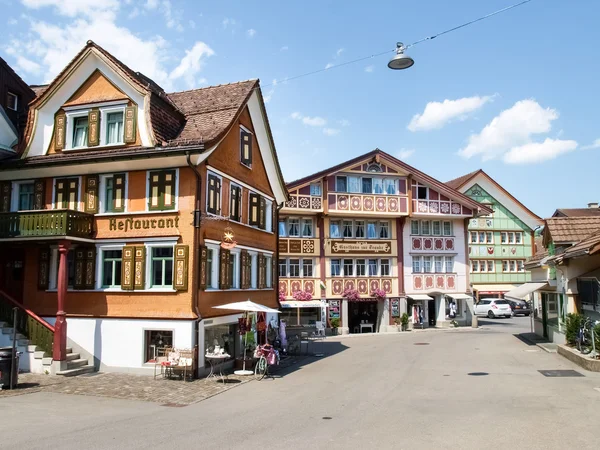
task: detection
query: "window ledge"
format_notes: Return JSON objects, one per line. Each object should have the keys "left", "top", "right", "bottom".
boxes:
{"left": 203, "top": 288, "right": 274, "bottom": 292}
{"left": 46, "top": 288, "right": 179, "bottom": 293}
{"left": 96, "top": 210, "right": 179, "bottom": 217}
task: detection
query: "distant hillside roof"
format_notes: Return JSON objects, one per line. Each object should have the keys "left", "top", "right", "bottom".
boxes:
{"left": 552, "top": 208, "right": 600, "bottom": 218}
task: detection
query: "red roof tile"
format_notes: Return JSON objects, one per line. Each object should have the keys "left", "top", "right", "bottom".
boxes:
{"left": 552, "top": 208, "right": 600, "bottom": 217}
{"left": 544, "top": 217, "right": 600, "bottom": 244}
{"left": 445, "top": 169, "right": 482, "bottom": 190}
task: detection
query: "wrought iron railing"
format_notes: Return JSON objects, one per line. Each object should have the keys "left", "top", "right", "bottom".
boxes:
{"left": 0, "top": 290, "right": 54, "bottom": 356}
{"left": 0, "top": 209, "right": 93, "bottom": 239}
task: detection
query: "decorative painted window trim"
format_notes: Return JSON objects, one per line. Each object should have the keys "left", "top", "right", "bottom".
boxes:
{"left": 411, "top": 255, "right": 455, "bottom": 274}
{"left": 203, "top": 239, "right": 274, "bottom": 255}
{"left": 51, "top": 176, "right": 82, "bottom": 211}
{"left": 329, "top": 218, "right": 390, "bottom": 240}
{"left": 205, "top": 165, "right": 274, "bottom": 202}
{"left": 278, "top": 257, "right": 314, "bottom": 278}
{"left": 279, "top": 216, "right": 314, "bottom": 238}
{"left": 145, "top": 241, "right": 178, "bottom": 291}
{"left": 334, "top": 174, "right": 401, "bottom": 195}
{"left": 329, "top": 257, "right": 392, "bottom": 277}
{"left": 145, "top": 168, "right": 179, "bottom": 212}
{"left": 63, "top": 101, "right": 129, "bottom": 151}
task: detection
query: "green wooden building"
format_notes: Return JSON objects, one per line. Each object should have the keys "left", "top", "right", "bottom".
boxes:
{"left": 447, "top": 170, "right": 543, "bottom": 299}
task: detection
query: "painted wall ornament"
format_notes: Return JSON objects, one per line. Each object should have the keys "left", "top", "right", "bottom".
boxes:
{"left": 220, "top": 225, "right": 237, "bottom": 249}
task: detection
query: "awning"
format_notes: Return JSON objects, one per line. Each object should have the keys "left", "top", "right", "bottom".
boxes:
{"left": 407, "top": 294, "right": 434, "bottom": 301}
{"left": 473, "top": 284, "right": 517, "bottom": 293}
{"left": 280, "top": 300, "right": 326, "bottom": 309}
{"left": 447, "top": 293, "right": 473, "bottom": 300}
{"left": 504, "top": 282, "right": 548, "bottom": 300}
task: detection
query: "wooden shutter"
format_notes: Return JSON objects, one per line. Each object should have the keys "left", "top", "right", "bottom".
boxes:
{"left": 73, "top": 247, "right": 96, "bottom": 289}
{"left": 112, "top": 174, "right": 126, "bottom": 212}
{"left": 0, "top": 181, "right": 11, "bottom": 212}
{"left": 85, "top": 175, "right": 99, "bottom": 213}
{"left": 173, "top": 245, "right": 189, "bottom": 291}
{"left": 124, "top": 105, "right": 137, "bottom": 144}
{"left": 259, "top": 196, "right": 266, "bottom": 230}
{"left": 272, "top": 201, "right": 277, "bottom": 233}
{"left": 55, "top": 179, "right": 66, "bottom": 209}
{"left": 33, "top": 179, "right": 45, "bottom": 210}
{"left": 73, "top": 248, "right": 86, "bottom": 289}
{"left": 134, "top": 246, "right": 146, "bottom": 290}
{"left": 219, "top": 248, "right": 230, "bottom": 289}
{"left": 240, "top": 250, "right": 249, "bottom": 289}
{"left": 55, "top": 112, "right": 66, "bottom": 150}
{"left": 247, "top": 253, "right": 253, "bottom": 288}
{"left": 249, "top": 193, "right": 259, "bottom": 226}
{"left": 38, "top": 248, "right": 50, "bottom": 290}
{"left": 230, "top": 185, "right": 241, "bottom": 221}
{"left": 87, "top": 109, "right": 100, "bottom": 147}
{"left": 121, "top": 246, "right": 135, "bottom": 290}
{"left": 241, "top": 130, "right": 252, "bottom": 166}
{"left": 163, "top": 170, "right": 176, "bottom": 210}
{"left": 199, "top": 245, "right": 208, "bottom": 290}
{"left": 258, "top": 254, "right": 266, "bottom": 289}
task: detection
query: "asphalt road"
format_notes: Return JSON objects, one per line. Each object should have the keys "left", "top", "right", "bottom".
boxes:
{"left": 2, "top": 316, "right": 600, "bottom": 450}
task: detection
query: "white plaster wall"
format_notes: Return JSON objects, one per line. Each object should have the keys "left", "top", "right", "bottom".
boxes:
{"left": 44, "top": 317, "right": 194, "bottom": 370}
{"left": 403, "top": 219, "right": 468, "bottom": 293}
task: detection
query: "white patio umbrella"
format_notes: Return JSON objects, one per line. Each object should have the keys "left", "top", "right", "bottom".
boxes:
{"left": 213, "top": 300, "right": 280, "bottom": 375}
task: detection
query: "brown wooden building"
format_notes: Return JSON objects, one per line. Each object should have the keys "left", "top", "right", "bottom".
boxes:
{"left": 0, "top": 41, "right": 287, "bottom": 375}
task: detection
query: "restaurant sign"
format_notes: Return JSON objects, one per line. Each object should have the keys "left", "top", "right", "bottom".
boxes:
{"left": 331, "top": 240, "right": 391, "bottom": 254}
{"left": 109, "top": 216, "right": 179, "bottom": 232}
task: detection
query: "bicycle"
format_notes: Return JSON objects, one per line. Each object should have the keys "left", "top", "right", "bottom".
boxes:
{"left": 577, "top": 317, "right": 596, "bottom": 355}
{"left": 253, "top": 344, "right": 279, "bottom": 381}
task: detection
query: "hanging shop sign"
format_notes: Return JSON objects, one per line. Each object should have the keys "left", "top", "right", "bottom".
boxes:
{"left": 331, "top": 240, "right": 391, "bottom": 254}
{"left": 328, "top": 300, "right": 340, "bottom": 319}
{"left": 220, "top": 225, "right": 237, "bottom": 250}
{"left": 109, "top": 216, "right": 179, "bottom": 232}
{"left": 390, "top": 298, "right": 400, "bottom": 318}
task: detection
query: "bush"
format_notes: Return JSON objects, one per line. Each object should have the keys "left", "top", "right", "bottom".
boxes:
{"left": 330, "top": 318, "right": 340, "bottom": 329}
{"left": 400, "top": 313, "right": 409, "bottom": 326}
{"left": 565, "top": 313, "right": 583, "bottom": 346}
{"left": 594, "top": 323, "right": 600, "bottom": 352}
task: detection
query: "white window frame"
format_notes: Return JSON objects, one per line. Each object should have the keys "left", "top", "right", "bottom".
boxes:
{"left": 97, "top": 173, "right": 129, "bottom": 215}
{"left": 442, "top": 221, "right": 452, "bottom": 236}
{"left": 310, "top": 182, "right": 322, "bottom": 196}
{"left": 414, "top": 182, "right": 429, "bottom": 200}
{"left": 335, "top": 175, "right": 347, "bottom": 192}
{"left": 147, "top": 168, "right": 180, "bottom": 213}
{"left": 331, "top": 258, "right": 341, "bottom": 277}
{"left": 302, "top": 258, "right": 314, "bottom": 278}
{"left": 288, "top": 258, "right": 301, "bottom": 278}
{"left": 445, "top": 256, "right": 454, "bottom": 273}
{"left": 10, "top": 180, "right": 35, "bottom": 212}
{"left": 265, "top": 255, "right": 272, "bottom": 288}
{"left": 229, "top": 249, "right": 241, "bottom": 289}
{"left": 411, "top": 220, "right": 420, "bottom": 236}
{"left": 501, "top": 232, "right": 508, "bottom": 244}
{"left": 65, "top": 110, "right": 90, "bottom": 150}
{"left": 205, "top": 244, "right": 220, "bottom": 290}
{"left": 7, "top": 91, "right": 18, "bottom": 111}
{"left": 100, "top": 106, "right": 126, "bottom": 147}
{"left": 515, "top": 232, "right": 523, "bottom": 245}
{"left": 240, "top": 125, "right": 253, "bottom": 169}
{"left": 412, "top": 256, "right": 421, "bottom": 273}
{"left": 145, "top": 242, "right": 177, "bottom": 291}
{"left": 380, "top": 259, "right": 390, "bottom": 276}
{"left": 96, "top": 244, "right": 125, "bottom": 290}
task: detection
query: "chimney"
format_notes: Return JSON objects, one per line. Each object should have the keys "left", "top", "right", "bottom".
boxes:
{"left": 588, "top": 202, "right": 599, "bottom": 209}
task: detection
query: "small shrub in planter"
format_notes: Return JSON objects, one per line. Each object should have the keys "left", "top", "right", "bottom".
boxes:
{"left": 330, "top": 317, "right": 340, "bottom": 335}
{"left": 565, "top": 313, "right": 583, "bottom": 346}
{"left": 400, "top": 313, "right": 410, "bottom": 331}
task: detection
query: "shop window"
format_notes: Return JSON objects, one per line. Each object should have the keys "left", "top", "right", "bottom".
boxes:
{"left": 380, "top": 259, "right": 390, "bottom": 276}
{"left": 54, "top": 178, "right": 79, "bottom": 210}
{"left": 150, "top": 247, "right": 173, "bottom": 288}
{"left": 18, "top": 182, "right": 34, "bottom": 211}
{"left": 356, "top": 259, "right": 366, "bottom": 276}
{"left": 310, "top": 183, "right": 321, "bottom": 196}
{"left": 355, "top": 220, "right": 365, "bottom": 238}
{"left": 240, "top": 128, "right": 252, "bottom": 167}
{"left": 368, "top": 259, "right": 378, "bottom": 276}
{"left": 101, "top": 249, "right": 122, "bottom": 288}
{"left": 331, "top": 259, "right": 341, "bottom": 276}
{"left": 102, "top": 174, "right": 126, "bottom": 213}
{"left": 230, "top": 185, "right": 242, "bottom": 222}
{"left": 303, "top": 259, "right": 313, "bottom": 277}
{"left": 336, "top": 176, "right": 347, "bottom": 192}
{"left": 105, "top": 111, "right": 124, "bottom": 144}
{"left": 145, "top": 330, "right": 173, "bottom": 363}
{"left": 343, "top": 259, "right": 354, "bottom": 276}
{"left": 411, "top": 220, "right": 420, "bottom": 235}
{"left": 343, "top": 220, "right": 353, "bottom": 238}
{"left": 330, "top": 220, "right": 341, "bottom": 238}
{"left": 443, "top": 221, "right": 452, "bottom": 236}
{"left": 205, "top": 324, "right": 236, "bottom": 363}
{"left": 149, "top": 170, "right": 177, "bottom": 211}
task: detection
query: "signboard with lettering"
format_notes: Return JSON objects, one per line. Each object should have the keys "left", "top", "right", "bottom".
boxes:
{"left": 329, "top": 300, "right": 340, "bottom": 319}
{"left": 390, "top": 298, "right": 400, "bottom": 317}
{"left": 330, "top": 240, "right": 391, "bottom": 254}
{"left": 289, "top": 239, "right": 302, "bottom": 253}
{"left": 109, "top": 216, "right": 180, "bottom": 232}
{"left": 279, "top": 240, "right": 289, "bottom": 254}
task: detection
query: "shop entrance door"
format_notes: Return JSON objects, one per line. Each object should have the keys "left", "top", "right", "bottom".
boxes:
{"left": 428, "top": 300, "right": 437, "bottom": 327}
{"left": 0, "top": 247, "right": 25, "bottom": 302}
{"left": 348, "top": 301, "right": 377, "bottom": 333}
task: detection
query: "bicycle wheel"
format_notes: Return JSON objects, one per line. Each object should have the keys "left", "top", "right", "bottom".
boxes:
{"left": 254, "top": 356, "right": 268, "bottom": 380}
{"left": 581, "top": 331, "right": 593, "bottom": 355}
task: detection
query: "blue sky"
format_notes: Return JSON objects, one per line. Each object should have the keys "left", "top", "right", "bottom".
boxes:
{"left": 2, "top": 0, "right": 599, "bottom": 217}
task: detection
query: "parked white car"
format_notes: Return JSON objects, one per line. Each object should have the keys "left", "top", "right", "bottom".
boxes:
{"left": 474, "top": 299, "right": 512, "bottom": 318}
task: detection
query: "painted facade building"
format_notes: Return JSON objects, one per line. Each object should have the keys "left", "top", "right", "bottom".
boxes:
{"left": 279, "top": 150, "right": 490, "bottom": 333}
{"left": 446, "top": 170, "right": 543, "bottom": 299}
{"left": 0, "top": 41, "right": 287, "bottom": 375}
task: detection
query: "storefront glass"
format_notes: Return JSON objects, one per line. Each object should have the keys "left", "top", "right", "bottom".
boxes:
{"left": 204, "top": 324, "right": 238, "bottom": 363}
{"left": 280, "top": 307, "right": 321, "bottom": 326}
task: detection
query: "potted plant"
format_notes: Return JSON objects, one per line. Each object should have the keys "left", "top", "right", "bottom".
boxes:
{"left": 393, "top": 317, "right": 402, "bottom": 331}
{"left": 400, "top": 313, "right": 410, "bottom": 331}
{"left": 330, "top": 317, "right": 340, "bottom": 336}
{"left": 278, "top": 289, "right": 286, "bottom": 302}
{"left": 292, "top": 289, "right": 313, "bottom": 301}
{"left": 342, "top": 287, "right": 360, "bottom": 301}
{"left": 371, "top": 288, "right": 386, "bottom": 301}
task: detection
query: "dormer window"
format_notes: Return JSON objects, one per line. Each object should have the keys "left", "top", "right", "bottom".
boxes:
{"left": 6, "top": 92, "right": 18, "bottom": 111}
{"left": 72, "top": 116, "right": 89, "bottom": 148}
{"left": 106, "top": 111, "right": 124, "bottom": 144}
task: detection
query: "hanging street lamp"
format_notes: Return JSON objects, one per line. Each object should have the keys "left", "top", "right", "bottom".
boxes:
{"left": 387, "top": 42, "right": 414, "bottom": 70}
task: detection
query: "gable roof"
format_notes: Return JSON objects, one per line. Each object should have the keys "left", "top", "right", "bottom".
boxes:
{"left": 543, "top": 217, "right": 600, "bottom": 246}
{"left": 0, "top": 56, "right": 36, "bottom": 100}
{"left": 445, "top": 169, "right": 542, "bottom": 230}
{"left": 550, "top": 229, "right": 600, "bottom": 263}
{"left": 552, "top": 208, "right": 600, "bottom": 218}
{"left": 286, "top": 149, "right": 490, "bottom": 214}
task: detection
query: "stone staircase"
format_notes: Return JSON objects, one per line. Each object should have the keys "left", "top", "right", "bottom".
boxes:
{"left": 0, "top": 321, "right": 94, "bottom": 376}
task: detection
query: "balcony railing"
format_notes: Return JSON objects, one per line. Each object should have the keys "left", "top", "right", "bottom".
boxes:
{"left": 0, "top": 210, "right": 94, "bottom": 239}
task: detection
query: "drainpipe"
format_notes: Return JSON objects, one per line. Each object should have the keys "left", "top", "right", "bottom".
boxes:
{"left": 186, "top": 152, "right": 203, "bottom": 373}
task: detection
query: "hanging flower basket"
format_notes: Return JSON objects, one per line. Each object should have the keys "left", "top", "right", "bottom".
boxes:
{"left": 342, "top": 288, "right": 360, "bottom": 301}
{"left": 371, "top": 288, "right": 386, "bottom": 301}
{"left": 292, "top": 289, "right": 313, "bottom": 301}
{"left": 278, "top": 290, "right": 286, "bottom": 302}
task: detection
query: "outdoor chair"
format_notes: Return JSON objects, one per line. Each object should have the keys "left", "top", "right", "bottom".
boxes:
{"left": 315, "top": 321, "right": 326, "bottom": 337}
{"left": 153, "top": 346, "right": 173, "bottom": 380}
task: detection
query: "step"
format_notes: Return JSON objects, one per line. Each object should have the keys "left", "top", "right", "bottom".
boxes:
{"left": 28, "top": 345, "right": 39, "bottom": 353}
{"left": 66, "top": 359, "right": 88, "bottom": 370}
{"left": 66, "top": 352, "right": 80, "bottom": 362}
{"left": 56, "top": 365, "right": 95, "bottom": 377}
{"left": 42, "top": 357, "right": 53, "bottom": 366}
{"left": 66, "top": 347, "right": 73, "bottom": 354}
{"left": 34, "top": 350, "right": 47, "bottom": 359}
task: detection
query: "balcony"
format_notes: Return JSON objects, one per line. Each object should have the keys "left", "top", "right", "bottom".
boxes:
{"left": 0, "top": 210, "right": 94, "bottom": 239}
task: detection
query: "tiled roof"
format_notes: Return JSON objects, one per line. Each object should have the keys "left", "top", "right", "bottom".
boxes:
{"left": 552, "top": 229, "right": 600, "bottom": 261}
{"left": 166, "top": 80, "right": 257, "bottom": 147}
{"left": 544, "top": 217, "right": 600, "bottom": 244}
{"left": 552, "top": 208, "right": 600, "bottom": 217}
{"left": 29, "top": 85, "right": 48, "bottom": 97}
{"left": 445, "top": 169, "right": 481, "bottom": 189}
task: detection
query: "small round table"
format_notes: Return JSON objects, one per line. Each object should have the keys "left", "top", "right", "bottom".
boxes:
{"left": 205, "top": 354, "right": 229, "bottom": 382}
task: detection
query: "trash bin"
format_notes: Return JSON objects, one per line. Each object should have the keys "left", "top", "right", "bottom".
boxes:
{"left": 0, "top": 347, "right": 19, "bottom": 390}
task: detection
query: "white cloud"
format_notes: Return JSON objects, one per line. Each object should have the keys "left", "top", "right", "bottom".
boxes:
{"left": 263, "top": 79, "right": 277, "bottom": 103}
{"left": 280, "top": 46, "right": 288, "bottom": 52}
{"left": 323, "top": 128, "right": 340, "bottom": 136}
{"left": 338, "top": 119, "right": 350, "bottom": 127}
{"left": 582, "top": 138, "right": 600, "bottom": 150}
{"left": 169, "top": 41, "right": 215, "bottom": 88}
{"left": 290, "top": 112, "right": 327, "bottom": 127}
{"left": 144, "top": 0, "right": 159, "bottom": 9}
{"left": 397, "top": 148, "right": 415, "bottom": 159}
{"left": 21, "top": 0, "right": 120, "bottom": 19}
{"left": 15, "top": 55, "right": 42, "bottom": 75}
{"left": 188, "top": 19, "right": 196, "bottom": 28}
{"left": 364, "top": 65, "right": 374, "bottom": 73}
{"left": 459, "top": 99, "right": 560, "bottom": 161}
{"left": 222, "top": 17, "right": 236, "bottom": 28}
{"left": 408, "top": 95, "right": 495, "bottom": 132}
{"left": 336, "top": 48, "right": 344, "bottom": 57}
{"left": 246, "top": 28, "right": 256, "bottom": 38}
{"left": 8, "top": 18, "right": 18, "bottom": 25}
{"left": 325, "top": 63, "right": 334, "bottom": 69}
{"left": 503, "top": 138, "right": 577, "bottom": 164}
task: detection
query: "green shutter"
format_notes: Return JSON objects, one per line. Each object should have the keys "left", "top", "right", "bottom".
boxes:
{"left": 85, "top": 175, "right": 99, "bottom": 213}
{"left": 55, "top": 112, "right": 66, "bottom": 150}
{"left": 249, "top": 193, "right": 259, "bottom": 226}
{"left": 258, "top": 254, "right": 266, "bottom": 290}
{"left": 121, "top": 246, "right": 135, "bottom": 290}
{"left": 199, "top": 245, "right": 208, "bottom": 290}
{"left": 87, "top": 109, "right": 100, "bottom": 147}
{"left": 33, "top": 179, "right": 45, "bottom": 210}
{"left": 134, "top": 246, "right": 146, "bottom": 290}
{"left": 73, "top": 248, "right": 86, "bottom": 289}
{"left": 240, "top": 250, "right": 248, "bottom": 289}
{"left": 173, "top": 245, "right": 189, "bottom": 291}
{"left": 0, "top": 181, "right": 11, "bottom": 212}
{"left": 124, "top": 105, "right": 137, "bottom": 144}
{"left": 112, "top": 174, "right": 126, "bottom": 212}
